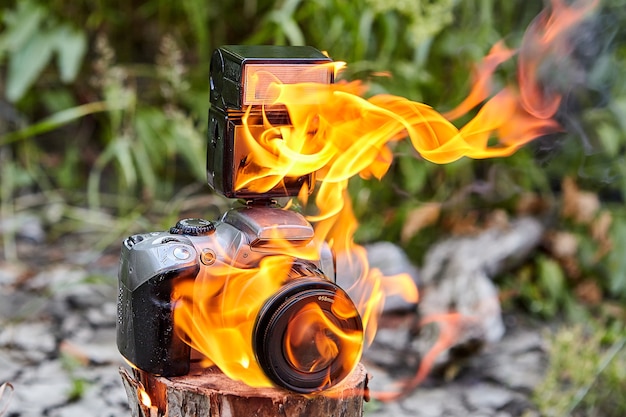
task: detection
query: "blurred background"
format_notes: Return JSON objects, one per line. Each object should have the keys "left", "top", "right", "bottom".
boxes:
{"left": 1, "top": 0, "right": 625, "bottom": 415}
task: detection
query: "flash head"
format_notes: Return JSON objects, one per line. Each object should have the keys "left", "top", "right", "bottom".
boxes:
{"left": 210, "top": 45, "right": 333, "bottom": 112}
{"left": 208, "top": 45, "right": 334, "bottom": 200}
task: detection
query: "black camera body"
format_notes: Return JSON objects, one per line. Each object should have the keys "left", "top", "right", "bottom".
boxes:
{"left": 116, "top": 46, "right": 364, "bottom": 393}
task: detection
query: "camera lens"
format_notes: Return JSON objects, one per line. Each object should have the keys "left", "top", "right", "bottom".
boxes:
{"left": 253, "top": 275, "right": 363, "bottom": 393}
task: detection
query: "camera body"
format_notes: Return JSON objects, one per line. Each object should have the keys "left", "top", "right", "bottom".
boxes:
{"left": 117, "top": 206, "right": 335, "bottom": 377}
{"left": 116, "top": 46, "right": 363, "bottom": 393}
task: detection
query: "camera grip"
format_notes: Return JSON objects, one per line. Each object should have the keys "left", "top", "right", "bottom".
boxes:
{"left": 117, "top": 235, "right": 200, "bottom": 376}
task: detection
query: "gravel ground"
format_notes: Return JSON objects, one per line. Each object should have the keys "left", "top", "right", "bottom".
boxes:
{"left": 0, "top": 236, "right": 547, "bottom": 417}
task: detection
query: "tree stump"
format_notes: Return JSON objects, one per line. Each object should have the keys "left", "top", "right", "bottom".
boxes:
{"left": 119, "top": 363, "right": 369, "bottom": 417}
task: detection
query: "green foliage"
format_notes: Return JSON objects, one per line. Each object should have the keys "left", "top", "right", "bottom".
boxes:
{"left": 606, "top": 214, "right": 626, "bottom": 296}
{"left": 0, "top": 0, "right": 86, "bottom": 101}
{"left": 0, "top": 2, "right": 624, "bottom": 411}
{"left": 60, "top": 351, "right": 89, "bottom": 402}
{"left": 534, "top": 324, "right": 626, "bottom": 417}
{"left": 0, "top": 0, "right": 625, "bottom": 322}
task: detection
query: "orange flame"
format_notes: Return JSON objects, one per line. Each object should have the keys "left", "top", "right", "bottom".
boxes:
{"left": 518, "top": 0, "right": 599, "bottom": 119}
{"left": 173, "top": 0, "right": 597, "bottom": 395}
{"left": 173, "top": 255, "right": 290, "bottom": 388}
{"left": 138, "top": 387, "right": 152, "bottom": 407}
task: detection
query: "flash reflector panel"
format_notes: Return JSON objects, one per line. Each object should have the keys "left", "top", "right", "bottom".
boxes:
{"left": 210, "top": 45, "right": 333, "bottom": 112}
{"left": 244, "top": 64, "right": 331, "bottom": 105}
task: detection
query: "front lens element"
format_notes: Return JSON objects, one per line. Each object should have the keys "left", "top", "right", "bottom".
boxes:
{"left": 253, "top": 277, "right": 363, "bottom": 393}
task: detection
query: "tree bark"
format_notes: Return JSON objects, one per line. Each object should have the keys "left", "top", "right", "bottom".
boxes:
{"left": 119, "top": 363, "right": 369, "bottom": 417}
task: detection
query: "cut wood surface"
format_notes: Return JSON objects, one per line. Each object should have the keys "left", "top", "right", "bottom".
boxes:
{"left": 120, "top": 362, "right": 369, "bottom": 417}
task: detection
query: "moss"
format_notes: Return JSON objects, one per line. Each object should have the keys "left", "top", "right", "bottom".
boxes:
{"left": 534, "top": 325, "right": 626, "bottom": 417}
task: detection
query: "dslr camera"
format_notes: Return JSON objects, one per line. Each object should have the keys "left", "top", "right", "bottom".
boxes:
{"left": 117, "top": 46, "right": 364, "bottom": 393}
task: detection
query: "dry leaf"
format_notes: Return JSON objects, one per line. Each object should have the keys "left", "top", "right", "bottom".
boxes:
{"left": 546, "top": 231, "right": 579, "bottom": 259}
{"left": 561, "top": 177, "right": 600, "bottom": 224}
{"left": 591, "top": 210, "right": 613, "bottom": 260}
{"left": 401, "top": 203, "right": 441, "bottom": 243}
{"left": 575, "top": 280, "right": 603, "bottom": 305}
{"left": 516, "top": 192, "right": 549, "bottom": 215}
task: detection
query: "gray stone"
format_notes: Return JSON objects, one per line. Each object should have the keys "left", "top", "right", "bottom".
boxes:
{"left": 0, "top": 262, "right": 29, "bottom": 287}
{"left": 0, "top": 288, "right": 49, "bottom": 321}
{"left": 65, "top": 328, "right": 121, "bottom": 366}
{"left": 363, "top": 363, "right": 398, "bottom": 394}
{"left": 364, "top": 242, "right": 420, "bottom": 312}
{"left": 420, "top": 217, "right": 544, "bottom": 287}
{"left": 61, "top": 313, "right": 94, "bottom": 342}
{"left": 485, "top": 351, "right": 546, "bottom": 392}
{"left": 416, "top": 218, "right": 545, "bottom": 368}
{"left": 469, "top": 329, "right": 547, "bottom": 393}
{"left": 0, "top": 321, "right": 56, "bottom": 362}
{"left": 25, "top": 266, "right": 88, "bottom": 293}
{"left": 464, "top": 382, "right": 517, "bottom": 410}
{"left": 63, "top": 282, "right": 115, "bottom": 311}
{"left": 0, "top": 212, "right": 45, "bottom": 244}
{"left": 337, "top": 241, "right": 420, "bottom": 313}
{"left": 402, "top": 387, "right": 465, "bottom": 417}
{"left": 7, "top": 360, "right": 73, "bottom": 416}
{"left": 85, "top": 301, "right": 117, "bottom": 327}
{"left": 0, "top": 349, "right": 21, "bottom": 382}
{"left": 46, "top": 378, "right": 129, "bottom": 417}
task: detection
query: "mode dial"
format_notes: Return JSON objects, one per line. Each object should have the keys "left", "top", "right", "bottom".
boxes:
{"left": 170, "top": 218, "right": 216, "bottom": 236}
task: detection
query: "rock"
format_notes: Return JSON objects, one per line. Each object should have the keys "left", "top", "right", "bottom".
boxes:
{"left": 0, "top": 290, "right": 48, "bottom": 321}
{"left": 468, "top": 329, "right": 547, "bottom": 393}
{"left": 63, "top": 283, "right": 115, "bottom": 311}
{"left": 0, "top": 212, "right": 45, "bottom": 244}
{"left": 7, "top": 360, "right": 73, "bottom": 416}
{"left": 0, "top": 261, "right": 31, "bottom": 287}
{"left": 364, "top": 242, "right": 420, "bottom": 312}
{"left": 363, "top": 314, "right": 419, "bottom": 370}
{"left": 0, "top": 321, "right": 56, "bottom": 362}
{"left": 463, "top": 382, "right": 518, "bottom": 411}
{"left": 46, "top": 373, "right": 129, "bottom": 417}
{"left": 420, "top": 218, "right": 544, "bottom": 285}
{"left": 365, "top": 321, "right": 546, "bottom": 417}
{"left": 337, "top": 241, "right": 420, "bottom": 313}
{"left": 61, "top": 327, "right": 120, "bottom": 366}
{"left": 402, "top": 386, "right": 467, "bottom": 417}
{"left": 25, "top": 266, "right": 88, "bottom": 293}
{"left": 0, "top": 350, "right": 21, "bottom": 382}
{"left": 417, "top": 217, "right": 544, "bottom": 365}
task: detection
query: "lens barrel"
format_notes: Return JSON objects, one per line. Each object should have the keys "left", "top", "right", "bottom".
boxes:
{"left": 253, "top": 276, "right": 363, "bottom": 393}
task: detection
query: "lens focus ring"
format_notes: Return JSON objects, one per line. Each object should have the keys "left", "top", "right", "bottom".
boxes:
{"left": 253, "top": 277, "right": 363, "bottom": 393}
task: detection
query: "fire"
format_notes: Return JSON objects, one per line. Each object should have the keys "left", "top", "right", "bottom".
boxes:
{"left": 138, "top": 387, "right": 152, "bottom": 407}
{"left": 172, "top": 0, "right": 597, "bottom": 395}
{"left": 173, "top": 243, "right": 365, "bottom": 391}
{"left": 173, "top": 255, "right": 292, "bottom": 388}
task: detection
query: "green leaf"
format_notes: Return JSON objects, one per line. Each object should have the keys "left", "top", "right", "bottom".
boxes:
{"left": 0, "top": 1, "right": 45, "bottom": 53}
{"left": 112, "top": 138, "right": 138, "bottom": 189}
{"left": 0, "top": 101, "right": 111, "bottom": 146}
{"left": 53, "top": 24, "right": 87, "bottom": 83}
{"left": 277, "top": 17, "right": 305, "bottom": 45}
{"left": 6, "top": 27, "right": 55, "bottom": 101}
{"left": 131, "top": 142, "right": 157, "bottom": 195}
{"left": 399, "top": 154, "right": 427, "bottom": 194}
{"left": 537, "top": 256, "right": 566, "bottom": 316}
